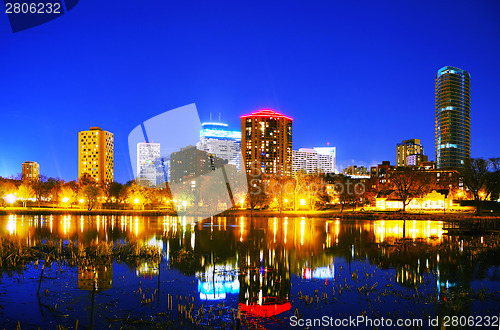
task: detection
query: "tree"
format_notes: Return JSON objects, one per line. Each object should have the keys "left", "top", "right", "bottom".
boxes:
{"left": 82, "top": 185, "right": 102, "bottom": 211}
{"left": 461, "top": 158, "right": 490, "bottom": 215}
{"left": 17, "top": 183, "right": 34, "bottom": 207}
{"left": 486, "top": 158, "right": 500, "bottom": 202}
{"left": 245, "top": 176, "right": 269, "bottom": 210}
{"left": 388, "top": 167, "right": 431, "bottom": 212}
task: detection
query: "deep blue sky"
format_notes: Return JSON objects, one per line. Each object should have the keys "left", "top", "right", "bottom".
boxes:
{"left": 1, "top": 0, "right": 499, "bottom": 183}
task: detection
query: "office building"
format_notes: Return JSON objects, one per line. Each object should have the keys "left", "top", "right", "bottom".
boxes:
{"left": 170, "top": 145, "right": 227, "bottom": 183}
{"left": 196, "top": 122, "right": 242, "bottom": 170}
{"left": 137, "top": 142, "right": 165, "bottom": 187}
{"left": 396, "top": 139, "right": 424, "bottom": 167}
{"left": 241, "top": 109, "right": 293, "bottom": 176}
{"left": 78, "top": 127, "right": 114, "bottom": 183}
{"left": 435, "top": 66, "right": 471, "bottom": 168}
{"left": 22, "top": 161, "right": 39, "bottom": 183}
{"left": 292, "top": 147, "right": 336, "bottom": 175}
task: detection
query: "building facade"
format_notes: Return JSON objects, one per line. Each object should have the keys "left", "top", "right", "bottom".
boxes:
{"left": 196, "top": 122, "right": 242, "bottom": 171}
{"left": 396, "top": 139, "right": 424, "bottom": 167}
{"left": 241, "top": 109, "right": 293, "bottom": 176}
{"left": 435, "top": 66, "right": 471, "bottom": 169}
{"left": 137, "top": 142, "right": 163, "bottom": 187}
{"left": 292, "top": 147, "right": 336, "bottom": 175}
{"left": 170, "top": 145, "right": 227, "bottom": 183}
{"left": 22, "top": 161, "right": 39, "bottom": 183}
{"left": 78, "top": 127, "right": 114, "bottom": 183}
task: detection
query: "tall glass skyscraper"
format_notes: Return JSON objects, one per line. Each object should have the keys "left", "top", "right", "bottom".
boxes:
{"left": 435, "top": 66, "right": 470, "bottom": 169}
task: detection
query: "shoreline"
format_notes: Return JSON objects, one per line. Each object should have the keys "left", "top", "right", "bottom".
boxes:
{"left": 1, "top": 207, "right": 499, "bottom": 221}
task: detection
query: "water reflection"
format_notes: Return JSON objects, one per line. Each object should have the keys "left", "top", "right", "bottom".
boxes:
{"left": 1, "top": 215, "right": 500, "bottom": 328}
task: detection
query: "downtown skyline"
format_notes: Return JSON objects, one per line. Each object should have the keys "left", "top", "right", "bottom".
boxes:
{"left": 1, "top": 0, "right": 500, "bottom": 183}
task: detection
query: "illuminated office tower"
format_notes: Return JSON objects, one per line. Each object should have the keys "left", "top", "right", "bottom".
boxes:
{"left": 196, "top": 122, "right": 242, "bottom": 170}
{"left": 78, "top": 127, "right": 114, "bottom": 183}
{"left": 435, "top": 66, "right": 471, "bottom": 169}
{"left": 22, "top": 161, "right": 39, "bottom": 183}
{"left": 137, "top": 142, "right": 162, "bottom": 186}
{"left": 396, "top": 139, "right": 424, "bottom": 167}
{"left": 241, "top": 109, "right": 293, "bottom": 176}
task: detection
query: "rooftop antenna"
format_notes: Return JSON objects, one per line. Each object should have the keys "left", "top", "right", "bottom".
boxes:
{"left": 219, "top": 112, "right": 221, "bottom": 122}
{"left": 209, "top": 112, "right": 212, "bottom": 122}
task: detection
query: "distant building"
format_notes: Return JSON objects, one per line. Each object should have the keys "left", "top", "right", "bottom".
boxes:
{"left": 435, "top": 66, "right": 471, "bottom": 169}
{"left": 407, "top": 154, "right": 428, "bottom": 166}
{"left": 369, "top": 161, "right": 394, "bottom": 191}
{"left": 196, "top": 122, "right": 242, "bottom": 170}
{"left": 170, "top": 145, "right": 227, "bottom": 183}
{"left": 241, "top": 109, "right": 293, "bottom": 176}
{"left": 396, "top": 139, "right": 424, "bottom": 167}
{"left": 78, "top": 127, "right": 114, "bottom": 183}
{"left": 293, "top": 147, "right": 336, "bottom": 175}
{"left": 343, "top": 165, "right": 368, "bottom": 177}
{"left": 22, "top": 161, "right": 39, "bottom": 183}
{"left": 137, "top": 142, "right": 165, "bottom": 187}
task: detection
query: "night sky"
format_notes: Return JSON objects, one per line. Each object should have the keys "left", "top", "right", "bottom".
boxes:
{"left": 1, "top": 0, "right": 499, "bottom": 183}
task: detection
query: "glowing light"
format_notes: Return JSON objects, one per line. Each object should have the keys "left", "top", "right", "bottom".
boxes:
{"left": 62, "top": 197, "right": 69, "bottom": 203}
{"left": 181, "top": 200, "right": 187, "bottom": 207}
{"left": 134, "top": 198, "right": 140, "bottom": 204}
{"left": 79, "top": 199, "right": 84, "bottom": 203}
{"left": 300, "top": 199, "right": 306, "bottom": 206}
{"left": 240, "top": 109, "right": 293, "bottom": 121}
{"left": 4, "top": 194, "right": 16, "bottom": 204}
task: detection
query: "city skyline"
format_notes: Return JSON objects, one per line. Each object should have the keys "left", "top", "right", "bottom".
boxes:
{"left": 1, "top": 1, "right": 499, "bottom": 183}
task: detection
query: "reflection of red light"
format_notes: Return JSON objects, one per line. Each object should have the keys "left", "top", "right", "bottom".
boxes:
{"left": 241, "top": 109, "right": 293, "bottom": 121}
{"left": 239, "top": 302, "right": 291, "bottom": 318}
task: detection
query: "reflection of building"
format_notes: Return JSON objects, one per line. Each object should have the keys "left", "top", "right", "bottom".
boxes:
{"left": 397, "top": 139, "right": 425, "bottom": 167}
{"left": 78, "top": 263, "right": 113, "bottom": 292}
{"left": 196, "top": 122, "right": 242, "bottom": 171}
{"left": 22, "top": 161, "right": 39, "bottom": 183}
{"left": 78, "top": 127, "right": 114, "bottom": 182}
{"left": 196, "top": 263, "right": 240, "bottom": 300}
{"left": 170, "top": 146, "right": 227, "bottom": 183}
{"left": 435, "top": 66, "right": 471, "bottom": 169}
{"left": 292, "top": 147, "right": 336, "bottom": 175}
{"left": 241, "top": 109, "right": 293, "bottom": 176}
{"left": 137, "top": 142, "right": 166, "bottom": 186}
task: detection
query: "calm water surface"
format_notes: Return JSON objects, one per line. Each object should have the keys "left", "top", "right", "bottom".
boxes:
{"left": 1, "top": 214, "right": 500, "bottom": 329}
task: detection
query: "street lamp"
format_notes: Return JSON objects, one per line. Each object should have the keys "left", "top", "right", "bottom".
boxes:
{"left": 4, "top": 193, "right": 16, "bottom": 206}
{"left": 134, "top": 198, "right": 140, "bottom": 204}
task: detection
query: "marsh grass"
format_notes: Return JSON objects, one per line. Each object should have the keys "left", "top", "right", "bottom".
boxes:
{"left": 0, "top": 235, "right": 161, "bottom": 273}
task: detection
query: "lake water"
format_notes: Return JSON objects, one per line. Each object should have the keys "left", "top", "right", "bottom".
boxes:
{"left": 1, "top": 214, "right": 500, "bottom": 329}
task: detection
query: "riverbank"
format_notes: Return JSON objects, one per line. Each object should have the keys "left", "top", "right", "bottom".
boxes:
{"left": 2, "top": 206, "right": 500, "bottom": 221}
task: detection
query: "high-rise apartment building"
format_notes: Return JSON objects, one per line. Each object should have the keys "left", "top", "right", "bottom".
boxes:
{"left": 196, "top": 122, "right": 242, "bottom": 170}
{"left": 137, "top": 142, "right": 163, "bottom": 187}
{"left": 396, "top": 139, "right": 424, "bottom": 167}
{"left": 241, "top": 109, "right": 293, "bottom": 176}
{"left": 78, "top": 127, "right": 114, "bottom": 183}
{"left": 292, "top": 147, "right": 336, "bottom": 175}
{"left": 435, "top": 66, "right": 471, "bottom": 169}
{"left": 170, "top": 146, "right": 227, "bottom": 183}
{"left": 22, "top": 161, "right": 39, "bottom": 183}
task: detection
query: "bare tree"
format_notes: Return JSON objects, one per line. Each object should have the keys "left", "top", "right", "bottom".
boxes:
{"left": 388, "top": 167, "right": 431, "bottom": 212}
{"left": 461, "top": 158, "right": 490, "bottom": 215}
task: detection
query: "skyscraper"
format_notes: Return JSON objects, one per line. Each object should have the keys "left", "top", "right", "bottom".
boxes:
{"left": 396, "top": 139, "right": 425, "bottom": 167}
{"left": 78, "top": 127, "right": 114, "bottom": 183}
{"left": 241, "top": 109, "right": 293, "bottom": 176}
{"left": 22, "top": 161, "right": 39, "bottom": 183}
{"left": 435, "top": 66, "right": 471, "bottom": 169}
{"left": 196, "top": 122, "right": 242, "bottom": 170}
{"left": 137, "top": 142, "right": 163, "bottom": 187}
